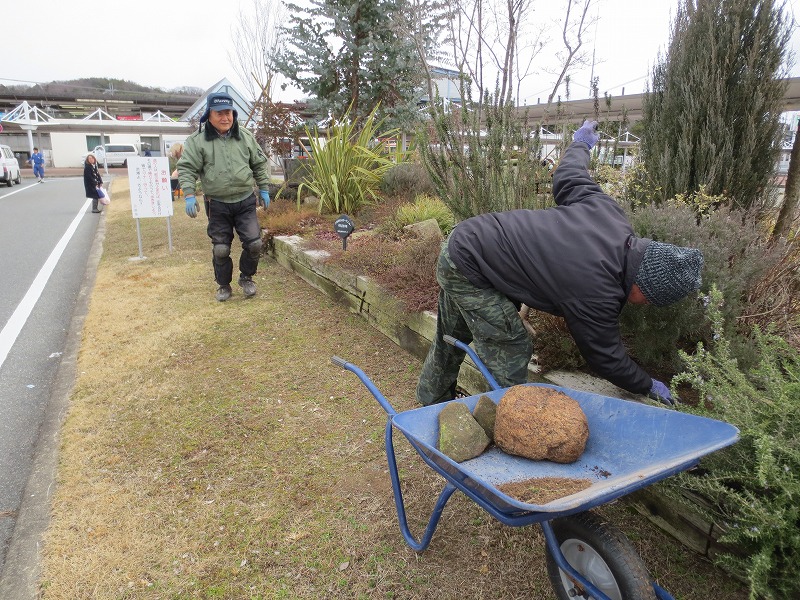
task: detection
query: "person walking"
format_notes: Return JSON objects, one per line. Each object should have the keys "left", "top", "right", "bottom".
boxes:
{"left": 29, "top": 147, "right": 45, "bottom": 182}
{"left": 83, "top": 153, "right": 104, "bottom": 213}
{"left": 177, "top": 93, "right": 271, "bottom": 302}
{"left": 416, "top": 120, "right": 704, "bottom": 407}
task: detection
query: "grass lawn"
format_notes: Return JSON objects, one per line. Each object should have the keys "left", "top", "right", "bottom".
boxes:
{"left": 39, "top": 178, "right": 747, "bottom": 599}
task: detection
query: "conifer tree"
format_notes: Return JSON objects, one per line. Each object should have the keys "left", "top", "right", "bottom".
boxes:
{"left": 639, "top": 0, "right": 792, "bottom": 211}
{"left": 274, "top": 0, "right": 440, "bottom": 128}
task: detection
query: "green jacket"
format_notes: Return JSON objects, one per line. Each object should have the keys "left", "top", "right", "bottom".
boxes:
{"left": 177, "top": 122, "right": 270, "bottom": 202}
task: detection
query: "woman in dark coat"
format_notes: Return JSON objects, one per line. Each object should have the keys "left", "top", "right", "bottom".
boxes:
{"left": 83, "top": 153, "right": 104, "bottom": 213}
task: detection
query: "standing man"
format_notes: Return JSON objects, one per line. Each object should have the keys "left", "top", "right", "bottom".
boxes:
{"left": 29, "top": 147, "right": 45, "bottom": 182}
{"left": 178, "top": 93, "right": 271, "bottom": 302}
{"left": 416, "top": 120, "right": 704, "bottom": 407}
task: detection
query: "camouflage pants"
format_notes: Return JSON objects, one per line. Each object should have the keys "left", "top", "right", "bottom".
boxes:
{"left": 415, "top": 242, "right": 533, "bottom": 406}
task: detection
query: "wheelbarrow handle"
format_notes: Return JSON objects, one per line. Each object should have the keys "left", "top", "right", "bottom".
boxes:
{"left": 331, "top": 356, "right": 398, "bottom": 416}
{"left": 442, "top": 335, "right": 502, "bottom": 391}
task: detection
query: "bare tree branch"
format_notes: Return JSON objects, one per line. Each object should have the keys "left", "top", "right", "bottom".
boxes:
{"left": 546, "top": 0, "right": 595, "bottom": 105}
{"left": 229, "top": 0, "right": 286, "bottom": 103}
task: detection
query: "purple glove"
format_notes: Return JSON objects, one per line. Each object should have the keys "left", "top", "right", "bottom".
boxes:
{"left": 648, "top": 379, "right": 674, "bottom": 406}
{"left": 574, "top": 120, "right": 600, "bottom": 149}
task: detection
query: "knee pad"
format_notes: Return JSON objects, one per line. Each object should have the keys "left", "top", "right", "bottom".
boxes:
{"left": 212, "top": 244, "right": 231, "bottom": 262}
{"left": 244, "top": 238, "right": 263, "bottom": 259}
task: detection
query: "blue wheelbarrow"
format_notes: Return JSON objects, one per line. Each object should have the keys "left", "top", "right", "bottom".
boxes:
{"left": 332, "top": 336, "right": 739, "bottom": 600}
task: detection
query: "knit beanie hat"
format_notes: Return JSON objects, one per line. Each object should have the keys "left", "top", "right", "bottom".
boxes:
{"left": 635, "top": 241, "right": 704, "bottom": 306}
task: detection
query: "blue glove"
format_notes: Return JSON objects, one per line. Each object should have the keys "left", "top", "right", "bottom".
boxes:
{"left": 258, "top": 189, "right": 270, "bottom": 210}
{"left": 574, "top": 120, "right": 600, "bottom": 149}
{"left": 185, "top": 195, "right": 198, "bottom": 218}
{"left": 648, "top": 379, "right": 674, "bottom": 406}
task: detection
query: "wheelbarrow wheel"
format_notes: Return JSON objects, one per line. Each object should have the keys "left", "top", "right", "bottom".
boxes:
{"left": 545, "top": 510, "right": 656, "bottom": 600}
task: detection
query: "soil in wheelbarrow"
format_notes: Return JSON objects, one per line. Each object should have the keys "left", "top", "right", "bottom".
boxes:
{"left": 498, "top": 477, "right": 593, "bottom": 504}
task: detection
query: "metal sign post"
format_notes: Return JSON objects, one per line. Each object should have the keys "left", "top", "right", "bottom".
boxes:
{"left": 334, "top": 214, "right": 355, "bottom": 250}
{"left": 127, "top": 157, "right": 174, "bottom": 261}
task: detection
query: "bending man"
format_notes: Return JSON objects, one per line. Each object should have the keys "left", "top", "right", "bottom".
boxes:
{"left": 416, "top": 121, "right": 703, "bottom": 407}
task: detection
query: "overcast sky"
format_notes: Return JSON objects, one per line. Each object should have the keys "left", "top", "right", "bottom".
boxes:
{"left": 4, "top": 0, "right": 800, "bottom": 103}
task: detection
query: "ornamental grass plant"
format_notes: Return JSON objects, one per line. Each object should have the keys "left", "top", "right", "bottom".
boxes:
{"left": 298, "top": 107, "right": 404, "bottom": 215}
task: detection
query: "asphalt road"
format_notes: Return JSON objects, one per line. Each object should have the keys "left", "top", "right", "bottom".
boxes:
{"left": 0, "top": 174, "right": 104, "bottom": 598}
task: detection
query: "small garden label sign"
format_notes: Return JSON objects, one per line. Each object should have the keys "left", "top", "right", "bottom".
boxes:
{"left": 334, "top": 214, "right": 355, "bottom": 250}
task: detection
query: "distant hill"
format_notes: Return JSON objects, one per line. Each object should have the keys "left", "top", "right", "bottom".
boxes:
{"left": 0, "top": 78, "right": 203, "bottom": 101}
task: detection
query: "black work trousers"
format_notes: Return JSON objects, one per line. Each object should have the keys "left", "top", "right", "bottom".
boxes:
{"left": 206, "top": 194, "right": 261, "bottom": 286}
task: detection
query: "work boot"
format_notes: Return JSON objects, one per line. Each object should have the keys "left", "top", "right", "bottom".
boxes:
{"left": 215, "top": 284, "right": 232, "bottom": 302}
{"left": 238, "top": 276, "right": 257, "bottom": 298}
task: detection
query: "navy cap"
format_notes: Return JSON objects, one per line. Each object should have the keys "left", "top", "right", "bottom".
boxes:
{"left": 200, "top": 93, "right": 237, "bottom": 123}
{"left": 207, "top": 93, "right": 234, "bottom": 111}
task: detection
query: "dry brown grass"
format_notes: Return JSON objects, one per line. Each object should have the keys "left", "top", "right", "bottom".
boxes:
{"left": 39, "top": 179, "right": 747, "bottom": 599}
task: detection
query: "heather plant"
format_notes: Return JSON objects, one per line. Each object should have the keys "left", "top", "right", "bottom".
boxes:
{"left": 668, "top": 286, "right": 800, "bottom": 600}
{"left": 330, "top": 234, "right": 440, "bottom": 312}
{"left": 380, "top": 161, "right": 435, "bottom": 198}
{"left": 298, "top": 106, "right": 404, "bottom": 215}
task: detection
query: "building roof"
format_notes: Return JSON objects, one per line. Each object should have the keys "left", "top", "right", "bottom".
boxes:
{"left": 0, "top": 79, "right": 253, "bottom": 136}
{"left": 181, "top": 78, "right": 254, "bottom": 124}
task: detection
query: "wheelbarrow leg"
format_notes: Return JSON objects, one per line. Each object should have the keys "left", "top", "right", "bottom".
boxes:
{"left": 385, "top": 420, "right": 457, "bottom": 552}
{"left": 443, "top": 335, "right": 501, "bottom": 391}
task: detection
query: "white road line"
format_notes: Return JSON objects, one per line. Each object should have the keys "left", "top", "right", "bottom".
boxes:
{"left": 0, "top": 183, "right": 40, "bottom": 198}
{"left": 0, "top": 197, "right": 93, "bottom": 370}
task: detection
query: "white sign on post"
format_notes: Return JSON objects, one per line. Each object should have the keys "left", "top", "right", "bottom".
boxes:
{"left": 127, "top": 157, "right": 174, "bottom": 260}
{"left": 128, "top": 157, "right": 173, "bottom": 218}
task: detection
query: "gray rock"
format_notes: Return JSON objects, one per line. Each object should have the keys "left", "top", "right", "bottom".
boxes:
{"left": 472, "top": 395, "right": 497, "bottom": 441}
{"left": 403, "top": 218, "right": 444, "bottom": 243}
{"left": 438, "top": 402, "right": 490, "bottom": 462}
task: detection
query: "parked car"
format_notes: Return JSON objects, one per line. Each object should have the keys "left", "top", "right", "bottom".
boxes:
{"left": 84, "top": 144, "right": 139, "bottom": 167}
{"left": 0, "top": 145, "right": 22, "bottom": 187}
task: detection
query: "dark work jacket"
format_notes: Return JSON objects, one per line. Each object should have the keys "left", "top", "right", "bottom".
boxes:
{"left": 448, "top": 141, "right": 652, "bottom": 395}
{"left": 83, "top": 162, "right": 103, "bottom": 198}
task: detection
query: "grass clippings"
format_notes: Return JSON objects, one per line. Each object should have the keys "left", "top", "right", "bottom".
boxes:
{"left": 39, "top": 178, "right": 748, "bottom": 599}
{"left": 497, "top": 478, "right": 593, "bottom": 505}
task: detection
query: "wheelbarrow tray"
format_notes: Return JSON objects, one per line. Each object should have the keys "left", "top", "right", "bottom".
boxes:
{"left": 392, "top": 383, "right": 739, "bottom": 517}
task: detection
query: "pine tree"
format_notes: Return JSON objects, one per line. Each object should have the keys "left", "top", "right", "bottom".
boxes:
{"left": 639, "top": 0, "right": 792, "bottom": 211}
{"left": 274, "top": 0, "right": 435, "bottom": 128}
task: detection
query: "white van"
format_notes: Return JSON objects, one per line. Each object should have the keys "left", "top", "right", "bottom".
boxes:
{"left": 91, "top": 144, "right": 139, "bottom": 167}
{"left": 0, "top": 145, "right": 22, "bottom": 187}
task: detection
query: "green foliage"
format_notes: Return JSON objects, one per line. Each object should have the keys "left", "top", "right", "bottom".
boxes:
{"left": 298, "top": 108, "right": 404, "bottom": 215}
{"left": 380, "top": 161, "right": 436, "bottom": 198}
{"left": 639, "top": 0, "right": 792, "bottom": 211}
{"left": 668, "top": 286, "right": 800, "bottom": 599}
{"left": 417, "top": 88, "right": 553, "bottom": 221}
{"left": 642, "top": 0, "right": 791, "bottom": 209}
{"left": 620, "top": 200, "right": 800, "bottom": 374}
{"left": 274, "top": 0, "right": 430, "bottom": 129}
{"left": 393, "top": 194, "right": 455, "bottom": 234}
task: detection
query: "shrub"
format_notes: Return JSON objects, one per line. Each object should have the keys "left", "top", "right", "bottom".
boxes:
{"left": 668, "top": 286, "right": 800, "bottom": 599}
{"left": 620, "top": 200, "right": 800, "bottom": 375}
{"left": 330, "top": 233, "right": 440, "bottom": 313}
{"left": 418, "top": 89, "right": 553, "bottom": 220}
{"left": 298, "top": 106, "right": 404, "bottom": 215}
{"left": 381, "top": 162, "right": 435, "bottom": 198}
